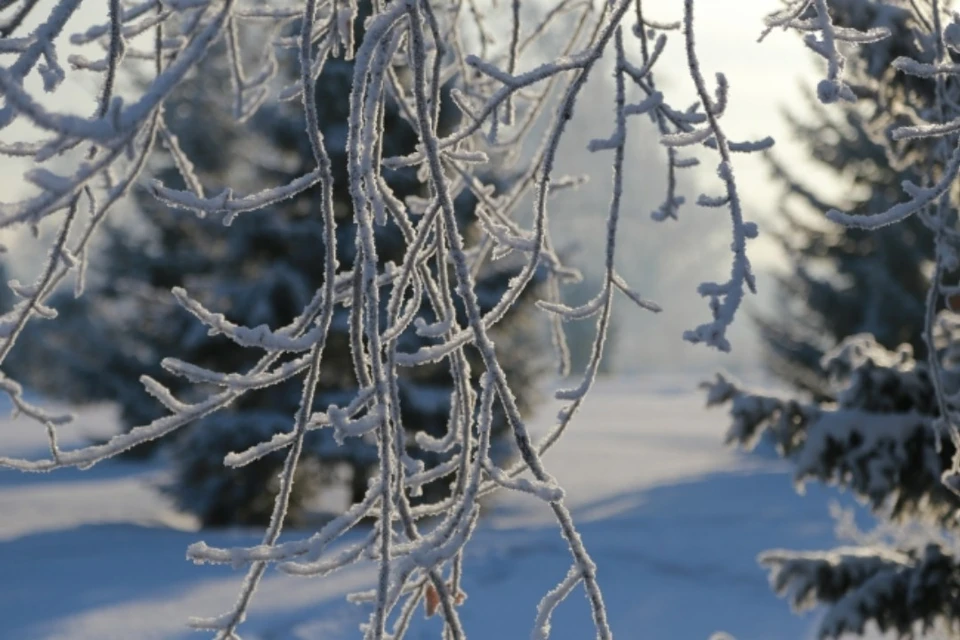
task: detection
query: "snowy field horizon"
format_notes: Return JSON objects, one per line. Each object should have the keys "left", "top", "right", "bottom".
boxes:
{"left": 0, "top": 374, "right": 886, "bottom": 639}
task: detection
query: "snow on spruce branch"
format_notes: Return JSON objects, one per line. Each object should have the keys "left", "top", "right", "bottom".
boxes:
{"left": 791, "top": 0, "right": 960, "bottom": 491}
{"left": 705, "top": 333, "right": 959, "bottom": 524}
{"left": 705, "top": 325, "right": 960, "bottom": 636}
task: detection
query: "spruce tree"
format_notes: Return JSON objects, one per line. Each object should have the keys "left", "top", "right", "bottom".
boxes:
{"left": 705, "top": 324, "right": 960, "bottom": 638}
{"left": 8, "top": 18, "right": 543, "bottom": 527}
{"left": 707, "top": 2, "right": 960, "bottom": 636}
{"left": 757, "top": 0, "right": 940, "bottom": 399}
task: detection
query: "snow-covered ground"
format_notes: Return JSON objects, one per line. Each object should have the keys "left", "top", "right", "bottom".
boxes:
{"left": 0, "top": 376, "right": 863, "bottom": 639}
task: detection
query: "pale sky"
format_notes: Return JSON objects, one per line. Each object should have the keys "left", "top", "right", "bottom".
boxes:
{"left": 647, "top": 0, "right": 842, "bottom": 210}
{"left": 543, "top": 0, "right": 839, "bottom": 372}
{"left": 0, "top": 1, "right": 829, "bottom": 231}
{"left": 0, "top": 1, "right": 840, "bottom": 373}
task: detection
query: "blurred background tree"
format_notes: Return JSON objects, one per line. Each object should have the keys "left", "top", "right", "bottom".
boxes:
{"left": 561, "top": 273, "right": 619, "bottom": 375}
{"left": 7, "top": 13, "right": 545, "bottom": 527}
{"left": 706, "top": 2, "right": 960, "bottom": 636}
{"left": 755, "top": 0, "right": 939, "bottom": 399}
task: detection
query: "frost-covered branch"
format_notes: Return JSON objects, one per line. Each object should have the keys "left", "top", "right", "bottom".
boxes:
{"left": 0, "top": 0, "right": 787, "bottom": 637}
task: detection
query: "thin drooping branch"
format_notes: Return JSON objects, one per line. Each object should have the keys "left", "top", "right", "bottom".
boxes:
{"left": 0, "top": 0, "right": 804, "bottom": 638}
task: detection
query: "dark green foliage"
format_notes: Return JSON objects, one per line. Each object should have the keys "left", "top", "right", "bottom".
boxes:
{"left": 731, "top": 6, "right": 960, "bottom": 630}
{"left": 758, "top": 94, "right": 934, "bottom": 398}
{"left": 561, "top": 273, "right": 619, "bottom": 375}
{"left": 9, "top": 23, "right": 544, "bottom": 526}
{"left": 757, "top": 0, "right": 942, "bottom": 399}
{"left": 705, "top": 335, "right": 959, "bottom": 526}
{"left": 762, "top": 544, "right": 960, "bottom": 639}
{"left": 706, "top": 328, "right": 960, "bottom": 637}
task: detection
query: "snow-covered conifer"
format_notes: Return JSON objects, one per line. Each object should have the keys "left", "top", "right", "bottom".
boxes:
{"left": 7, "top": 11, "right": 544, "bottom": 526}
{"left": 706, "top": 327, "right": 960, "bottom": 635}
